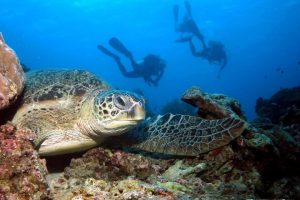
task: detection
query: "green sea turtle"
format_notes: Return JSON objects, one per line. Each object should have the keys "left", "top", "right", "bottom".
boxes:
{"left": 12, "top": 69, "right": 245, "bottom": 156}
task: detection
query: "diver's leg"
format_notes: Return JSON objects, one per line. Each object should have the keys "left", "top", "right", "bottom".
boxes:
{"left": 97, "top": 45, "right": 120, "bottom": 60}
{"left": 187, "top": 20, "right": 207, "bottom": 49}
{"left": 97, "top": 45, "right": 139, "bottom": 78}
{"left": 188, "top": 39, "right": 201, "bottom": 57}
{"left": 124, "top": 54, "right": 140, "bottom": 73}
{"left": 115, "top": 59, "right": 140, "bottom": 78}
{"left": 108, "top": 37, "right": 140, "bottom": 72}
{"left": 183, "top": 0, "right": 206, "bottom": 49}
{"left": 195, "top": 33, "right": 207, "bottom": 49}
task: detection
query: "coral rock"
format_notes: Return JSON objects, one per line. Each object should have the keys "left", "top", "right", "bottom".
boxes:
{"left": 163, "top": 160, "right": 206, "bottom": 180}
{"left": 49, "top": 148, "right": 180, "bottom": 199}
{"left": 0, "top": 123, "right": 51, "bottom": 199}
{"left": 255, "top": 86, "right": 300, "bottom": 124}
{"left": 182, "top": 86, "right": 245, "bottom": 119}
{"left": 245, "top": 133, "right": 273, "bottom": 149}
{"left": 0, "top": 33, "right": 25, "bottom": 111}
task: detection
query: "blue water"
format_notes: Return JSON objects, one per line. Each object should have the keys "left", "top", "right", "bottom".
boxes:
{"left": 1, "top": 0, "right": 300, "bottom": 119}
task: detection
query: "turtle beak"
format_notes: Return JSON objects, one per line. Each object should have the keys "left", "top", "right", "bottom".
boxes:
{"left": 127, "top": 103, "right": 145, "bottom": 122}
{"left": 132, "top": 103, "right": 146, "bottom": 121}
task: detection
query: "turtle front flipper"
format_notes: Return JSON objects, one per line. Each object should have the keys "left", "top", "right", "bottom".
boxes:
{"left": 36, "top": 130, "right": 100, "bottom": 156}
{"left": 127, "top": 113, "right": 245, "bottom": 156}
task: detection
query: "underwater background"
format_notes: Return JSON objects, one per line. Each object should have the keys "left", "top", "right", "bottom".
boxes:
{"left": 1, "top": 0, "right": 300, "bottom": 119}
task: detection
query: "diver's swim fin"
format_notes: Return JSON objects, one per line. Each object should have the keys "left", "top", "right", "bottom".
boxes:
{"left": 184, "top": 0, "right": 192, "bottom": 17}
{"left": 173, "top": 5, "right": 179, "bottom": 22}
{"left": 97, "top": 45, "right": 119, "bottom": 60}
{"left": 109, "top": 37, "right": 132, "bottom": 58}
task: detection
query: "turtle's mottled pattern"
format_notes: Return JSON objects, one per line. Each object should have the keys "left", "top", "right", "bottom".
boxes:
{"left": 22, "top": 70, "right": 107, "bottom": 104}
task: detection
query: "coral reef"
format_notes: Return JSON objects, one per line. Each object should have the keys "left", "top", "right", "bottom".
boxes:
{"left": 49, "top": 145, "right": 261, "bottom": 199}
{"left": 0, "top": 123, "right": 51, "bottom": 199}
{"left": 181, "top": 86, "right": 245, "bottom": 120}
{"left": 0, "top": 33, "right": 25, "bottom": 111}
{"left": 178, "top": 87, "right": 299, "bottom": 198}
{"left": 48, "top": 148, "right": 189, "bottom": 199}
{"left": 250, "top": 86, "right": 300, "bottom": 199}
{"left": 255, "top": 86, "right": 300, "bottom": 124}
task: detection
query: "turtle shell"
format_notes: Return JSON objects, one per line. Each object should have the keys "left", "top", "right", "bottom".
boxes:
{"left": 23, "top": 69, "right": 110, "bottom": 105}
{"left": 13, "top": 69, "right": 110, "bottom": 142}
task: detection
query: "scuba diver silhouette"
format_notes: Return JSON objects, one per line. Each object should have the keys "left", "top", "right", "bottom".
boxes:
{"left": 97, "top": 37, "right": 165, "bottom": 87}
{"left": 174, "top": 0, "right": 228, "bottom": 72}
{"left": 173, "top": 0, "right": 206, "bottom": 49}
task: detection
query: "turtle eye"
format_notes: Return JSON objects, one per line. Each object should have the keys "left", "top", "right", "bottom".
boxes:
{"left": 114, "top": 95, "right": 127, "bottom": 109}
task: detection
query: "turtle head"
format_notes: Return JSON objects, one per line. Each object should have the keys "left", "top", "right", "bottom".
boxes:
{"left": 83, "top": 90, "right": 145, "bottom": 136}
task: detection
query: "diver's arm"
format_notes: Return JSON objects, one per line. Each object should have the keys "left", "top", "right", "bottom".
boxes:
{"left": 143, "top": 76, "right": 155, "bottom": 86}
{"left": 153, "top": 69, "right": 164, "bottom": 86}
{"left": 115, "top": 59, "right": 140, "bottom": 78}
{"left": 129, "top": 57, "right": 141, "bottom": 73}
{"left": 198, "top": 35, "right": 207, "bottom": 49}
{"left": 97, "top": 44, "right": 140, "bottom": 78}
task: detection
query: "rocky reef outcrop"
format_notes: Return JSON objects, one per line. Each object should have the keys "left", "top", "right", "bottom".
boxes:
{"left": 48, "top": 145, "right": 261, "bottom": 199}
{"left": 251, "top": 86, "right": 300, "bottom": 198}
{"left": 182, "top": 86, "right": 245, "bottom": 120}
{"left": 255, "top": 86, "right": 300, "bottom": 124}
{"left": 0, "top": 33, "right": 25, "bottom": 111}
{"left": 0, "top": 123, "right": 51, "bottom": 199}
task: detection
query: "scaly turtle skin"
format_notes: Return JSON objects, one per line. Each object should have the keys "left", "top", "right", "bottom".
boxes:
{"left": 13, "top": 69, "right": 245, "bottom": 156}
{"left": 123, "top": 113, "right": 244, "bottom": 156}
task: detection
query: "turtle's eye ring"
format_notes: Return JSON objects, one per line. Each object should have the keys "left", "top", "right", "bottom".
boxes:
{"left": 114, "top": 95, "right": 126, "bottom": 109}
